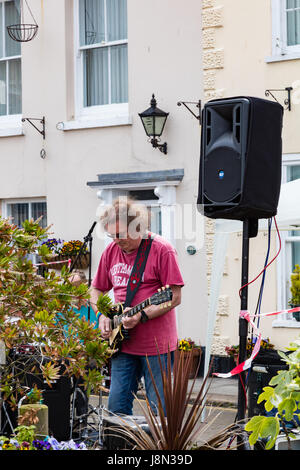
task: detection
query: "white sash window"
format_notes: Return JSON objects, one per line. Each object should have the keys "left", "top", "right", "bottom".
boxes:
{"left": 268, "top": 0, "right": 300, "bottom": 61}
{"left": 0, "top": 0, "right": 21, "bottom": 117}
{"left": 3, "top": 199, "right": 47, "bottom": 228}
{"left": 286, "top": 0, "right": 300, "bottom": 47}
{"left": 75, "top": 0, "right": 128, "bottom": 119}
{"left": 275, "top": 155, "right": 300, "bottom": 326}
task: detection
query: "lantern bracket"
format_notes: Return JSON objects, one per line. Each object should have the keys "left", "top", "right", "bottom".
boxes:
{"left": 177, "top": 100, "right": 202, "bottom": 124}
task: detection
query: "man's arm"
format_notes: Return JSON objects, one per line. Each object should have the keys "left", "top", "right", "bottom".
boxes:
{"left": 122, "top": 285, "right": 182, "bottom": 330}
{"left": 89, "top": 286, "right": 105, "bottom": 314}
{"left": 89, "top": 286, "right": 112, "bottom": 339}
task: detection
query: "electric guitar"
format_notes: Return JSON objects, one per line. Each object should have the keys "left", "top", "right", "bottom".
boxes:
{"left": 107, "top": 285, "right": 173, "bottom": 353}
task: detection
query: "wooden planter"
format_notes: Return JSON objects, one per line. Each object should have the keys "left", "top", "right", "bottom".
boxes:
{"left": 45, "top": 253, "right": 90, "bottom": 270}
{"left": 180, "top": 348, "right": 202, "bottom": 379}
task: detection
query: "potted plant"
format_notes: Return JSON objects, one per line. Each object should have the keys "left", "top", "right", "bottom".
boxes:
{"left": 289, "top": 264, "right": 300, "bottom": 321}
{"left": 42, "top": 238, "right": 90, "bottom": 270}
{"left": 110, "top": 349, "right": 242, "bottom": 450}
{"left": 0, "top": 216, "right": 110, "bottom": 438}
{"left": 178, "top": 338, "right": 202, "bottom": 378}
{"left": 245, "top": 336, "right": 300, "bottom": 450}
{"left": 225, "top": 337, "right": 275, "bottom": 364}
{"left": 18, "top": 385, "right": 48, "bottom": 439}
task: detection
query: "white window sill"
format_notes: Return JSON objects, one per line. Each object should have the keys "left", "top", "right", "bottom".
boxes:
{"left": 0, "top": 126, "right": 24, "bottom": 137}
{"left": 56, "top": 114, "right": 132, "bottom": 131}
{"left": 0, "top": 116, "right": 24, "bottom": 137}
{"left": 265, "top": 52, "right": 300, "bottom": 63}
{"left": 272, "top": 319, "right": 300, "bottom": 328}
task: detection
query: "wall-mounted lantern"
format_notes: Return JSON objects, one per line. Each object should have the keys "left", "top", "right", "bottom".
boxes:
{"left": 139, "top": 94, "right": 169, "bottom": 155}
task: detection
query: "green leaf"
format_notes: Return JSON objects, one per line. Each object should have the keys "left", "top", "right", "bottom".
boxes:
{"left": 257, "top": 386, "right": 279, "bottom": 411}
{"left": 277, "top": 350, "right": 290, "bottom": 363}
{"left": 278, "top": 398, "right": 297, "bottom": 422}
{"left": 96, "top": 294, "right": 113, "bottom": 317}
{"left": 245, "top": 416, "right": 280, "bottom": 449}
{"left": 245, "top": 416, "right": 265, "bottom": 445}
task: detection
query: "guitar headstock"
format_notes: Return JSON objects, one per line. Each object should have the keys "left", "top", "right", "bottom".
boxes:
{"left": 150, "top": 285, "right": 173, "bottom": 308}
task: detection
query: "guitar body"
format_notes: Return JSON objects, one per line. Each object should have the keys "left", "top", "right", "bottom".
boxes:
{"left": 106, "top": 286, "right": 173, "bottom": 354}
{"left": 107, "top": 304, "right": 130, "bottom": 353}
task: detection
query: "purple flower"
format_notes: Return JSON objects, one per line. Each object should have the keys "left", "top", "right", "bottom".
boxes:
{"left": 46, "top": 437, "right": 61, "bottom": 450}
{"left": 32, "top": 440, "right": 51, "bottom": 450}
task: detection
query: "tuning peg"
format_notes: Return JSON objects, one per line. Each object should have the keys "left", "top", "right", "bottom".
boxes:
{"left": 162, "top": 286, "right": 165, "bottom": 290}
{"left": 166, "top": 285, "right": 169, "bottom": 288}
{"left": 168, "top": 302, "right": 172, "bottom": 307}
{"left": 158, "top": 288, "right": 161, "bottom": 292}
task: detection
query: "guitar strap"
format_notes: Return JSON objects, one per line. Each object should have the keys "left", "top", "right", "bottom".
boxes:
{"left": 124, "top": 231, "right": 154, "bottom": 308}
{"left": 113, "top": 232, "right": 154, "bottom": 350}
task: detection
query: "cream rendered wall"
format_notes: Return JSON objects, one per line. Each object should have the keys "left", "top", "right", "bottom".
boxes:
{"left": 0, "top": 1, "right": 207, "bottom": 345}
{"left": 203, "top": 0, "right": 300, "bottom": 353}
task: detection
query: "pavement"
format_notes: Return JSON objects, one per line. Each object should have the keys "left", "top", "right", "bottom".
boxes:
{"left": 187, "top": 376, "right": 238, "bottom": 407}
{"left": 87, "top": 376, "right": 239, "bottom": 449}
{"left": 93, "top": 375, "right": 239, "bottom": 409}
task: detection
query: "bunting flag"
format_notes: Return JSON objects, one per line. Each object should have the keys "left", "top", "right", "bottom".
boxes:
{"left": 213, "top": 306, "right": 300, "bottom": 378}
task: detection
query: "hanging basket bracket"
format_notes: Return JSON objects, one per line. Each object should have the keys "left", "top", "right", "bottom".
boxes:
{"left": 22, "top": 117, "right": 45, "bottom": 139}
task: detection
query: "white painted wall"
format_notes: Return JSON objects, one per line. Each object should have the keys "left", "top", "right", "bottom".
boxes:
{"left": 0, "top": 0, "right": 207, "bottom": 346}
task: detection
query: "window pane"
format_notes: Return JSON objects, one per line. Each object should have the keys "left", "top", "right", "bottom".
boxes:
{"left": 287, "top": 0, "right": 300, "bottom": 8}
{"left": 8, "top": 58, "right": 21, "bottom": 114}
{"left": 0, "top": 61, "right": 6, "bottom": 115}
{"left": 32, "top": 202, "right": 47, "bottom": 228}
{"left": 286, "top": 0, "right": 300, "bottom": 46}
{"left": 0, "top": 4, "right": 3, "bottom": 59}
{"left": 292, "top": 242, "right": 300, "bottom": 271}
{"left": 5, "top": 0, "right": 21, "bottom": 57}
{"left": 107, "top": 0, "right": 127, "bottom": 41}
{"left": 83, "top": 47, "right": 108, "bottom": 106}
{"left": 79, "top": 0, "right": 105, "bottom": 46}
{"left": 110, "top": 44, "right": 128, "bottom": 103}
{"left": 7, "top": 203, "right": 29, "bottom": 227}
{"left": 150, "top": 206, "right": 162, "bottom": 235}
{"left": 287, "top": 164, "right": 300, "bottom": 182}
{"left": 287, "top": 165, "right": 300, "bottom": 237}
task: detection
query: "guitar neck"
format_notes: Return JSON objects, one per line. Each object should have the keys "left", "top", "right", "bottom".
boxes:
{"left": 113, "top": 298, "right": 151, "bottom": 327}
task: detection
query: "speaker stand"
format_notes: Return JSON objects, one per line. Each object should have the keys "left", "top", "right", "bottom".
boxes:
{"left": 237, "top": 218, "right": 258, "bottom": 447}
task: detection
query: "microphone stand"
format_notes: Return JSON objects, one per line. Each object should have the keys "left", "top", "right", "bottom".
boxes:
{"left": 69, "top": 221, "right": 97, "bottom": 322}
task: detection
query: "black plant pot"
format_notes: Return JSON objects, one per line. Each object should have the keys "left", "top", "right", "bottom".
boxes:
{"left": 197, "top": 348, "right": 237, "bottom": 378}
{"left": 290, "top": 304, "right": 300, "bottom": 322}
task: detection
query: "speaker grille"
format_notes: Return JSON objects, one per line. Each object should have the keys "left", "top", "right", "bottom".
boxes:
{"left": 204, "top": 147, "right": 242, "bottom": 203}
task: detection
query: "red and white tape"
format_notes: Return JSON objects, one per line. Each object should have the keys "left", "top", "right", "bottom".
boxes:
{"left": 34, "top": 258, "right": 72, "bottom": 268}
{"left": 213, "top": 306, "right": 300, "bottom": 378}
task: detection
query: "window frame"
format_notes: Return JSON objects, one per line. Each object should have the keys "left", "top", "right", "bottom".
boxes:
{"left": 74, "top": 0, "right": 129, "bottom": 122}
{"left": 274, "top": 154, "right": 300, "bottom": 327}
{"left": 267, "top": 0, "right": 300, "bottom": 62}
{"left": 2, "top": 197, "right": 47, "bottom": 228}
{"left": 0, "top": 0, "right": 22, "bottom": 121}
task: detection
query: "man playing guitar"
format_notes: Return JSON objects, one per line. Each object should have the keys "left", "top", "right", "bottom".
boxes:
{"left": 89, "top": 197, "right": 184, "bottom": 415}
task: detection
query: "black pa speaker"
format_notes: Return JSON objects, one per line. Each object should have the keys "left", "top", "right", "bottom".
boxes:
{"left": 197, "top": 96, "right": 283, "bottom": 220}
{"left": 2, "top": 352, "right": 72, "bottom": 441}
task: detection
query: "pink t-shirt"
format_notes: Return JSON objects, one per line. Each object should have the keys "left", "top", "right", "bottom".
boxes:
{"left": 92, "top": 233, "right": 184, "bottom": 355}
